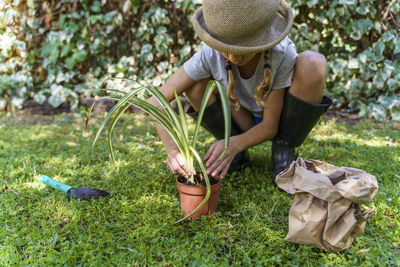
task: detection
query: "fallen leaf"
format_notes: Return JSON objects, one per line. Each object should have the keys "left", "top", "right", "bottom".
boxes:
{"left": 225, "top": 222, "right": 233, "bottom": 231}
{"left": 229, "top": 214, "right": 240, "bottom": 218}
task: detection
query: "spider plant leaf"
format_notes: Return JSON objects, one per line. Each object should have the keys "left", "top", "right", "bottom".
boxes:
{"left": 174, "top": 89, "right": 188, "bottom": 140}
{"left": 85, "top": 96, "right": 120, "bottom": 129}
{"left": 173, "top": 89, "right": 191, "bottom": 167}
{"left": 91, "top": 87, "right": 144, "bottom": 151}
{"left": 114, "top": 78, "right": 182, "bottom": 131}
{"left": 192, "top": 81, "right": 216, "bottom": 148}
{"left": 174, "top": 146, "right": 211, "bottom": 224}
{"left": 192, "top": 80, "right": 231, "bottom": 158}
{"left": 215, "top": 80, "right": 232, "bottom": 158}
{"left": 98, "top": 88, "right": 131, "bottom": 95}
{"left": 107, "top": 103, "right": 130, "bottom": 164}
{"left": 125, "top": 97, "right": 188, "bottom": 160}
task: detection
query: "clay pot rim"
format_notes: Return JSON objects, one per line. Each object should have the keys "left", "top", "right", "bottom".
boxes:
{"left": 176, "top": 177, "right": 221, "bottom": 196}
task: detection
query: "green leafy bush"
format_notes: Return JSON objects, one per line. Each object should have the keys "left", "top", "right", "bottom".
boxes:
{"left": 0, "top": 0, "right": 201, "bottom": 111}
{"left": 0, "top": 0, "right": 399, "bottom": 120}
{"left": 288, "top": 0, "right": 400, "bottom": 120}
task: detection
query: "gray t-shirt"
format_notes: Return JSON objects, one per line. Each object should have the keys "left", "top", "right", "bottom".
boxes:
{"left": 183, "top": 36, "right": 298, "bottom": 117}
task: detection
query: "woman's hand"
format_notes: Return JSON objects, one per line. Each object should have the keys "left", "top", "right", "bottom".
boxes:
{"left": 204, "top": 137, "right": 241, "bottom": 179}
{"left": 166, "top": 149, "right": 192, "bottom": 178}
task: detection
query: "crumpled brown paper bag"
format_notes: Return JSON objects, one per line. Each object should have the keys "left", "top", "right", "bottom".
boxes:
{"left": 276, "top": 157, "right": 378, "bottom": 252}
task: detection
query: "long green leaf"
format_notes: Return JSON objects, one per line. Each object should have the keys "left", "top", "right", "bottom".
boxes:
{"left": 215, "top": 80, "right": 232, "bottom": 157}
{"left": 174, "top": 89, "right": 193, "bottom": 174}
{"left": 192, "top": 80, "right": 231, "bottom": 159}
{"left": 91, "top": 87, "right": 145, "bottom": 151}
{"left": 85, "top": 96, "right": 120, "bottom": 128}
{"left": 192, "top": 81, "right": 216, "bottom": 147}
{"left": 128, "top": 96, "right": 186, "bottom": 151}
{"left": 114, "top": 78, "right": 182, "bottom": 133}
{"left": 112, "top": 78, "right": 193, "bottom": 168}
{"left": 115, "top": 96, "right": 190, "bottom": 164}
{"left": 107, "top": 103, "right": 130, "bottom": 163}
{"left": 174, "top": 89, "right": 188, "bottom": 142}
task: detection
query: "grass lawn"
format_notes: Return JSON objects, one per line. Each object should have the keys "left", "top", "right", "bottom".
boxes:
{"left": 0, "top": 113, "right": 399, "bottom": 266}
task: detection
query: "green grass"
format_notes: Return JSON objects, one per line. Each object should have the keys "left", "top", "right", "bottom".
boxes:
{"left": 0, "top": 113, "right": 399, "bottom": 266}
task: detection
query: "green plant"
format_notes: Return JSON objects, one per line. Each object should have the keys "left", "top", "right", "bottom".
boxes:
{"left": 86, "top": 79, "right": 231, "bottom": 221}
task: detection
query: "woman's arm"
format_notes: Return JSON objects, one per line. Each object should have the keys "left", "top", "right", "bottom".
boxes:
{"left": 148, "top": 66, "right": 197, "bottom": 178}
{"left": 234, "top": 88, "right": 285, "bottom": 151}
{"left": 204, "top": 88, "right": 285, "bottom": 178}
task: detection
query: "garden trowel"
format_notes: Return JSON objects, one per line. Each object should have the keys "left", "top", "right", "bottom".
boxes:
{"left": 40, "top": 175, "right": 109, "bottom": 199}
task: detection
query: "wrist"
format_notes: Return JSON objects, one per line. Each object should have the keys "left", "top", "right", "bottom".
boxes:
{"left": 230, "top": 135, "right": 245, "bottom": 154}
{"left": 166, "top": 146, "right": 179, "bottom": 155}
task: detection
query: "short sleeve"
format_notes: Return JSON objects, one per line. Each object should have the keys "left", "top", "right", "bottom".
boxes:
{"left": 272, "top": 42, "right": 298, "bottom": 89}
{"left": 183, "top": 46, "right": 212, "bottom": 81}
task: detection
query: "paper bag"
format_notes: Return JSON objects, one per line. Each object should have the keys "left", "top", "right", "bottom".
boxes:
{"left": 276, "top": 157, "right": 378, "bottom": 251}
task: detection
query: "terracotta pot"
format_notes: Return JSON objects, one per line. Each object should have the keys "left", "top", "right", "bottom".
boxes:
{"left": 176, "top": 178, "right": 221, "bottom": 218}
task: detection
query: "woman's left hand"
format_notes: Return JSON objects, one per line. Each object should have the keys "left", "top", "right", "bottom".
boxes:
{"left": 204, "top": 137, "right": 241, "bottom": 179}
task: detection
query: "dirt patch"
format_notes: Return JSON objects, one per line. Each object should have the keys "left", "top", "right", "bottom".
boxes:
{"left": 7, "top": 99, "right": 365, "bottom": 127}
{"left": 325, "top": 110, "right": 361, "bottom": 125}
{"left": 17, "top": 97, "right": 140, "bottom": 116}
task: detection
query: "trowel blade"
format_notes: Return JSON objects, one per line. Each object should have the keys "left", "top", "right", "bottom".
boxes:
{"left": 67, "top": 187, "right": 110, "bottom": 199}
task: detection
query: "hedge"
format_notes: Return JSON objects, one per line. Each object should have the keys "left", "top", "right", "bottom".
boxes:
{"left": 0, "top": 0, "right": 399, "bottom": 120}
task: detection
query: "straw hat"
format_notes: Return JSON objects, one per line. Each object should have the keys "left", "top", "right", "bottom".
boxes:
{"left": 192, "top": 0, "right": 294, "bottom": 55}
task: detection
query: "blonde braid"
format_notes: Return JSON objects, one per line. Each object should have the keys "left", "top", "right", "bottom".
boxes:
{"left": 254, "top": 51, "right": 272, "bottom": 108}
{"left": 225, "top": 60, "right": 241, "bottom": 110}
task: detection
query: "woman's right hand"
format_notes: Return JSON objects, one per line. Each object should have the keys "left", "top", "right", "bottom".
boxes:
{"left": 166, "top": 149, "right": 192, "bottom": 178}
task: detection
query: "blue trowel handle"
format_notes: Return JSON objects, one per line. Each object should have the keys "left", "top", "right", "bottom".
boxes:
{"left": 40, "top": 175, "right": 73, "bottom": 194}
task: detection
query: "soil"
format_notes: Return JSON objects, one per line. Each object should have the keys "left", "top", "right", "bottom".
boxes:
{"left": 177, "top": 172, "right": 219, "bottom": 187}
{"left": 325, "top": 109, "right": 361, "bottom": 125}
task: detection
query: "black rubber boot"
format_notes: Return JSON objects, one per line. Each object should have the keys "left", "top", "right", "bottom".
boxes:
{"left": 176, "top": 97, "right": 250, "bottom": 174}
{"left": 272, "top": 92, "right": 333, "bottom": 178}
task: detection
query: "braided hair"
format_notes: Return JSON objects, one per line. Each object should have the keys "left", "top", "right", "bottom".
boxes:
{"left": 225, "top": 51, "right": 272, "bottom": 110}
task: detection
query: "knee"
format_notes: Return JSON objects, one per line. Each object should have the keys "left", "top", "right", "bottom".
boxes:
{"left": 296, "top": 51, "right": 327, "bottom": 85}
{"left": 185, "top": 78, "right": 215, "bottom": 111}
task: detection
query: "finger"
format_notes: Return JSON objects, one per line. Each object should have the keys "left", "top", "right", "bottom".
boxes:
{"left": 204, "top": 144, "right": 215, "bottom": 161}
{"left": 176, "top": 153, "right": 191, "bottom": 176}
{"left": 166, "top": 159, "right": 177, "bottom": 175}
{"left": 219, "top": 162, "right": 231, "bottom": 179}
{"left": 206, "top": 146, "right": 224, "bottom": 168}
{"left": 211, "top": 157, "right": 229, "bottom": 178}
{"left": 169, "top": 158, "right": 189, "bottom": 178}
{"left": 208, "top": 149, "right": 229, "bottom": 173}
{"left": 174, "top": 164, "right": 189, "bottom": 178}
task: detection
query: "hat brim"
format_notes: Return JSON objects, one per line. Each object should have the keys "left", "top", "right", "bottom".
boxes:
{"left": 192, "top": 1, "right": 294, "bottom": 55}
